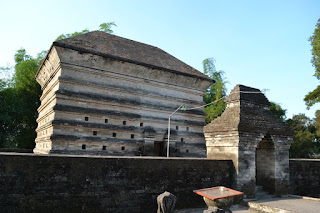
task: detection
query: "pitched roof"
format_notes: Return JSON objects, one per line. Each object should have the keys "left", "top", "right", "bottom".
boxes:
{"left": 226, "top": 84, "right": 270, "bottom": 106}
{"left": 52, "top": 31, "right": 213, "bottom": 82}
{"left": 204, "top": 84, "right": 293, "bottom": 137}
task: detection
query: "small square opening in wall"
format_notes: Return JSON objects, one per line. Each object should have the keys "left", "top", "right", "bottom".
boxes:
{"left": 140, "top": 122, "right": 143, "bottom": 127}
{"left": 85, "top": 117, "right": 89, "bottom": 121}
{"left": 102, "top": 146, "right": 106, "bottom": 150}
{"left": 123, "top": 121, "right": 127, "bottom": 125}
{"left": 93, "top": 131, "right": 97, "bottom": 136}
{"left": 186, "top": 149, "right": 189, "bottom": 153}
{"left": 186, "top": 127, "right": 189, "bottom": 131}
{"left": 113, "top": 133, "right": 116, "bottom": 137}
{"left": 181, "top": 138, "right": 184, "bottom": 142}
{"left": 176, "top": 126, "right": 179, "bottom": 130}
{"left": 131, "top": 134, "right": 134, "bottom": 139}
{"left": 105, "top": 119, "right": 108, "bottom": 123}
{"left": 121, "top": 146, "right": 125, "bottom": 150}
{"left": 82, "top": 144, "right": 86, "bottom": 150}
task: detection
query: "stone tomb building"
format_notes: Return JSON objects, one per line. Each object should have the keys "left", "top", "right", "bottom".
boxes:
{"left": 204, "top": 85, "right": 294, "bottom": 198}
{"left": 34, "top": 31, "right": 213, "bottom": 157}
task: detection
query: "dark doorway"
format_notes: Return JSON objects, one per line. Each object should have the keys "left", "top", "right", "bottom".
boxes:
{"left": 154, "top": 141, "right": 164, "bottom": 156}
{"left": 256, "top": 134, "right": 276, "bottom": 193}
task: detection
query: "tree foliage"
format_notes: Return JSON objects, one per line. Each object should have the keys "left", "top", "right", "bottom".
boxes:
{"left": 56, "top": 22, "right": 116, "bottom": 40}
{"left": 0, "top": 22, "right": 116, "bottom": 149}
{"left": 305, "top": 18, "right": 320, "bottom": 108}
{"left": 270, "top": 102, "right": 287, "bottom": 122}
{"left": 268, "top": 102, "right": 320, "bottom": 158}
{"left": 0, "top": 49, "right": 42, "bottom": 148}
{"left": 286, "top": 114, "right": 320, "bottom": 158}
{"left": 99, "top": 22, "right": 117, "bottom": 34}
{"left": 203, "top": 58, "right": 227, "bottom": 123}
{"left": 314, "top": 110, "right": 320, "bottom": 137}
{"left": 56, "top": 29, "right": 90, "bottom": 41}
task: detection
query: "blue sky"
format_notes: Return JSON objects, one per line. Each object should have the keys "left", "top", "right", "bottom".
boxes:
{"left": 1, "top": 0, "right": 319, "bottom": 118}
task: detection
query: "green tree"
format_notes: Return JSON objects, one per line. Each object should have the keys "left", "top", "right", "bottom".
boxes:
{"left": 56, "top": 22, "right": 116, "bottom": 40}
{"left": 56, "top": 29, "right": 90, "bottom": 41}
{"left": 0, "top": 49, "right": 42, "bottom": 148}
{"left": 314, "top": 110, "right": 320, "bottom": 137}
{"left": 203, "top": 58, "right": 227, "bottom": 123}
{"left": 0, "top": 87, "right": 20, "bottom": 147}
{"left": 270, "top": 102, "right": 287, "bottom": 122}
{"left": 99, "top": 22, "right": 117, "bottom": 33}
{"left": 304, "top": 18, "right": 320, "bottom": 108}
{"left": 286, "top": 114, "right": 319, "bottom": 158}
{"left": 1, "top": 22, "right": 116, "bottom": 149}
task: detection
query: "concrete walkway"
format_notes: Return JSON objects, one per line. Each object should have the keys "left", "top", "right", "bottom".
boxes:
{"left": 247, "top": 195, "right": 320, "bottom": 213}
{"left": 176, "top": 205, "right": 256, "bottom": 212}
{"left": 176, "top": 195, "right": 320, "bottom": 213}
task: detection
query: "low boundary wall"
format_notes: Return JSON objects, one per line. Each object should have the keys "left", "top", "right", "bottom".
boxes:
{"left": 0, "top": 153, "right": 234, "bottom": 213}
{"left": 289, "top": 159, "right": 320, "bottom": 198}
{"left": 2, "top": 154, "right": 319, "bottom": 212}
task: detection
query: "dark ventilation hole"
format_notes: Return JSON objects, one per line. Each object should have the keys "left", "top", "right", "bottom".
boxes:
{"left": 181, "top": 138, "right": 184, "bottom": 142}
{"left": 113, "top": 133, "right": 116, "bottom": 137}
{"left": 121, "top": 146, "right": 125, "bottom": 151}
{"left": 140, "top": 122, "right": 143, "bottom": 127}
{"left": 105, "top": 119, "right": 108, "bottom": 123}
{"left": 175, "top": 149, "right": 179, "bottom": 153}
{"left": 138, "top": 148, "right": 142, "bottom": 152}
{"left": 186, "top": 149, "right": 189, "bottom": 153}
{"left": 131, "top": 134, "right": 134, "bottom": 139}
{"left": 186, "top": 127, "right": 189, "bottom": 131}
{"left": 82, "top": 144, "right": 86, "bottom": 150}
{"left": 85, "top": 117, "right": 89, "bottom": 121}
{"left": 176, "top": 126, "right": 179, "bottom": 130}
{"left": 102, "top": 146, "right": 106, "bottom": 150}
{"left": 123, "top": 121, "right": 126, "bottom": 125}
{"left": 93, "top": 131, "right": 97, "bottom": 136}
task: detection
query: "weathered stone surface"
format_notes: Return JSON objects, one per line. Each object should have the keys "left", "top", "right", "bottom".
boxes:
{"left": 204, "top": 85, "right": 293, "bottom": 198}
{"left": 50, "top": 31, "right": 212, "bottom": 81}
{"left": 34, "top": 31, "right": 213, "bottom": 157}
{"left": 203, "top": 206, "right": 231, "bottom": 213}
{"left": 203, "top": 197, "right": 233, "bottom": 212}
{"left": 157, "top": 191, "right": 177, "bottom": 213}
{"left": 0, "top": 153, "right": 234, "bottom": 213}
{"left": 0, "top": 153, "right": 319, "bottom": 212}
{"left": 290, "top": 159, "right": 320, "bottom": 198}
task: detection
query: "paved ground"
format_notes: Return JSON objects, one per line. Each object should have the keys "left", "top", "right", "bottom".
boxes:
{"left": 175, "top": 195, "right": 320, "bottom": 213}
{"left": 176, "top": 205, "right": 256, "bottom": 212}
{"left": 248, "top": 196, "right": 320, "bottom": 213}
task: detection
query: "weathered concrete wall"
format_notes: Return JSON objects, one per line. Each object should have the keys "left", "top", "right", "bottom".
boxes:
{"left": 290, "top": 159, "right": 320, "bottom": 198}
{"left": 0, "top": 153, "right": 234, "bottom": 213}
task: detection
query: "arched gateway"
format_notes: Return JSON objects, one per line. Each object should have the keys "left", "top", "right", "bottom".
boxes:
{"left": 204, "top": 85, "right": 293, "bottom": 198}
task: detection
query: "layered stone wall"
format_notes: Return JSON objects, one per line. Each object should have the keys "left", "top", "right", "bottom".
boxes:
{"left": 290, "top": 159, "right": 320, "bottom": 198}
{"left": 204, "top": 85, "right": 293, "bottom": 198}
{"left": 0, "top": 153, "right": 234, "bottom": 213}
{"left": 34, "top": 31, "right": 213, "bottom": 157}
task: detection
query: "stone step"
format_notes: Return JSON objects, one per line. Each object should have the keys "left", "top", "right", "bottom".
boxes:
{"left": 248, "top": 201, "right": 292, "bottom": 213}
{"left": 176, "top": 195, "right": 320, "bottom": 213}
{"left": 175, "top": 205, "right": 258, "bottom": 212}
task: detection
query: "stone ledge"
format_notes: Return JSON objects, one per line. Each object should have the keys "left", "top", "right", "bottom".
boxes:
{"left": 0, "top": 152, "right": 231, "bottom": 161}
{"left": 54, "top": 104, "right": 206, "bottom": 126}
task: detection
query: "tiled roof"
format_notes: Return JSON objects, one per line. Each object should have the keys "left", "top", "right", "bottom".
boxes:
{"left": 53, "top": 31, "right": 213, "bottom": 82}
